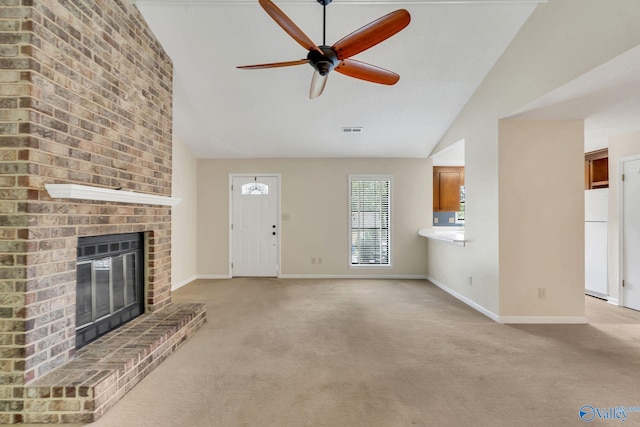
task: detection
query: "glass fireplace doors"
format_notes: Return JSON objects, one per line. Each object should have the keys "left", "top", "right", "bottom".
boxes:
{"left": 76, "top": 233, "right": 144, "bottom": 348}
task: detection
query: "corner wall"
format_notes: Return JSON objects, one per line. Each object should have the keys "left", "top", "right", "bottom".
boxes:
{"left": 171, "top": 138, "right": 198, "bottom": 289}
{"left": 498, "top": 119, "right": 585, "bottom": 319}
{"left": 426, "top": 0, "right": 640, "bottom": 320}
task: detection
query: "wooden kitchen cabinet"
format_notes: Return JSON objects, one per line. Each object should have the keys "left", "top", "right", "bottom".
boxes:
{"left": 585, "top": 149, "right": 608, "bottom": 189}
{"left": 433, "top": 166, "right": 464, "bottom": 212}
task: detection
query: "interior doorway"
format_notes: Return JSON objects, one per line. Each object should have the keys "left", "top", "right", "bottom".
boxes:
{"left": 622, "top": 156, "right": 640, "bottom": 311}
{"left": 230, "top": 174, "right": 280, "bottom": 277}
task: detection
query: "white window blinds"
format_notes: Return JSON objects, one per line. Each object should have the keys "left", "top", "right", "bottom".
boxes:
{"left": 349, "top": 176, "right": 391, "bottom": 266}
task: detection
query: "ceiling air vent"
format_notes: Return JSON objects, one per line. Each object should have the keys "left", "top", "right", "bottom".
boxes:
{"left": 341, "top": 127, "right": 363, "bottom": 134}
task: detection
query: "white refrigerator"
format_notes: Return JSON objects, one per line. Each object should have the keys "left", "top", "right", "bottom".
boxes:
{"left": 585, "top": 188, "right": 608, "bottom": 297}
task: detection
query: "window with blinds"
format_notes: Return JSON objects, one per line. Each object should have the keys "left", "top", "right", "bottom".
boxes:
{"left": 349, "top": 175, "right": 391, "bottom": 266}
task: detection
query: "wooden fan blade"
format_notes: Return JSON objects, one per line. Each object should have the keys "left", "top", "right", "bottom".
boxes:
{"left": 309, "top": 70, "right": 328, "bottom": 99}
{"left": 332, "top": 9, "right": 410, "bottom": 60}
{"left": 335, "top": 59, "right": 399, "bottom": 85}
{"left": 237, "top": 59, "right": 309, "bottom": 70}
{"left": 259, "top": 0, "right": 323, "bottom": 54}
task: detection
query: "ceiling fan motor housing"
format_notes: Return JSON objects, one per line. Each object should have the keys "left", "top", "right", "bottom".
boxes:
{"left": 307, "top": 46, "right": 338, "bottom": 75}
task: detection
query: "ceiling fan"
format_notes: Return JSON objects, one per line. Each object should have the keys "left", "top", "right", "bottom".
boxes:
{"left": 237, "top": 0, "right": 411, "bottom": 99}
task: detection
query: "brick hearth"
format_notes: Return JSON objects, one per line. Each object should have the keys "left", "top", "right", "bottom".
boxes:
{"left": 23, "top": 303, "right": 206, "bottom": 424}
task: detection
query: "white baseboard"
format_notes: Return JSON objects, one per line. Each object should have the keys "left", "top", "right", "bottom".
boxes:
{"left": 498, "top": 316, "right": 588, "bottom": 324}
{"left": 278, "top": 274, "right": 430, "bottom": 280}
{"left": 171, "top": 274, "right": 232, "bottom": 290}
{"left": 171, "top": 275, "right": 198, "bottom": 291}
{"left": 586, "top": 290, "right": 608, "bottom": 300}
{"left": 185, "top": 274, "right": 429, "bottom": 281}
{"left": 197, "top": 274, "right": 232, "bottom": 280}
{"left": 425, "top": 275, "right": 500, "bottom": 322}
{"left": 172, "top": 275, "right": 232, "bottom": 291}
{"left": 607, "top": 298, "right": 620, "bottom": 306}
{"left": 425, "top": 275, "right": 588, "bottom": 324}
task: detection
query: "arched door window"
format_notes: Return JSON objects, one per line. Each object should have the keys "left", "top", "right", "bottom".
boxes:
{"left": 241, "top": 182, "right": 269, "bottom": 195}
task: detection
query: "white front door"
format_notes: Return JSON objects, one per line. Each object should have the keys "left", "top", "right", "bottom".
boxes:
{"left": 231, "top": 175, "right": 279, "bottom": 277}
{"left": 622, "top": 158, "right": 640, "bottom": 311}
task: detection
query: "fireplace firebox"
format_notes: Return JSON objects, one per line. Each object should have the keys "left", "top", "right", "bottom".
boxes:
{"left": 76, "top": 233, "right": 145, "bottom": 349}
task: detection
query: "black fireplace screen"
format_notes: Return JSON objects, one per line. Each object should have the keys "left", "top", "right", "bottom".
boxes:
{"left": 76, "top": 233, "right": 144, "bottom": 349}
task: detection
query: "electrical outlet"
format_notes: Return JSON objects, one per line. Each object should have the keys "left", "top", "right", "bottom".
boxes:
{"left": 467, "top": 276, "right": 472, "bottom": 285}
{"left": 449, "top": 217, "right": 455, "bottom": 223}
{"left": 434, "top": 217, "right": 439, "bottom": 224}
{"left": 311, "top": 257, "right": 316, "bottom": 265}
{"left": 538, "top": 287, "right": 546, "bottom": 299}
{"left": 318, "top": 257, "right": 323, "bottom": 265}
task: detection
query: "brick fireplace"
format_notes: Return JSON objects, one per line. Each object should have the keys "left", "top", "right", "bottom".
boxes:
{"left": 0, "top": 1, "right": 205, "bottom": 423}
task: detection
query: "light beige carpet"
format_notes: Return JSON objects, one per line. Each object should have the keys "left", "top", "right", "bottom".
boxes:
{"left": 69, "top": 279, "right": 640, "bottom": 426}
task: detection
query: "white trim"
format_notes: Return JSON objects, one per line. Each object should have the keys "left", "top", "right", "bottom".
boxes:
{"left": 426, "top": 275, "right": 588, "bottom": 324}
{"left": 171, "top": 275, "right": 198, "bottom": 291}
{"left": 229, "top": 173, "right": 282, "bottom": 278}
{"left": 279, "top": 274, "right": 429, "bottom": 280}
{"left": 426, "top": 275, "right": 500, "bottom": 322}
{"left": 618, "top": 154, "right": 640, "bottom": 310}
{"left": 173, "top": 274, "right": 239, "bottom": 290}
{"left": 585, "top": 290, "right": 608, "bottom": 300}
{"left": 618, "top": 156, "right": 625, "bottom": 308}
{"left": 45, "top": 184, "right": 181, "bottom": 206}
{"left": 607, "top": 298, "right": 620, "bottom": 306}
{"left": 228, "top": 177, "right": 233, "bottom": 279}
{"left": 498, "top": 316, "right": 588, "bottom": 324}
{"left": 179, "top": 274, "right": 427, "bottom": 280}
{"left": 197, "top": 274, "right": 232, "bottom": 280}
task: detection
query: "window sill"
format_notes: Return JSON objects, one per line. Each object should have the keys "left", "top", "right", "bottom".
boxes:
{"left": 418, "top": 228, "right": 466, "bottom": 247}
{"left": 349, "top": 264, "right": 392, "bottom": 269}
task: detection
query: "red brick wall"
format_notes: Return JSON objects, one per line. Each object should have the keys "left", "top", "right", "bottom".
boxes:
{"left": 0, "top": 0, "right": 173, "bottom": 422}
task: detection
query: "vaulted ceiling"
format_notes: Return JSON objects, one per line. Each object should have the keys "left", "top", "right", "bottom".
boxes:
{"left": 136, "top": 0, "right": 542, "bottom": 158}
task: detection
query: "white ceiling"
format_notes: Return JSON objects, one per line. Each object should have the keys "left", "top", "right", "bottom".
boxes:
{"left": 509, "top": 43, "right": 640, "bottom": 153}
{"left": 136, "top": 0, "right": 540, "bottom": 159}
{"left": 432, "top": 138, "right": 464, "bottom": 166}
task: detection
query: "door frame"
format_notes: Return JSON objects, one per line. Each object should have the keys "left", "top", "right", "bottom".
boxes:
{"left": 618, "top": 154, "right": 640, "bottom": 308}
{"left": 228, "top": 173, "right": 282, "bottom": 278}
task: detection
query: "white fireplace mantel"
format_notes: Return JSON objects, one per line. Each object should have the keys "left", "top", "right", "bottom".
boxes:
{"left": 45, "top": 184, "right": 182, "bottom": 206}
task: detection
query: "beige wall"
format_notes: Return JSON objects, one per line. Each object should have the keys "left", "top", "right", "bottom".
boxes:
{"left": 607, "top": 130, "right": 640, "bottom": 303}
{"left": 425, "top": 0, "right": 640, "bottom": 320}
{"left": 498, "top": 119, "right": 585, "bottom": 318}
{"left": 197, "top": 158, "right": 431, "bottom": 277}
{"left": 172, "top": 138, "right": 199, "bottom": 289}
